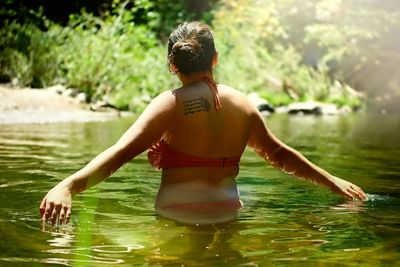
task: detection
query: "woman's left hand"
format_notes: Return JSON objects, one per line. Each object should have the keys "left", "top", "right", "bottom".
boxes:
{"left": 40, "top": 184, "right": 72, "bottom": 224}
{"left": 329, "top": 176, "right": 367, "bottom": 201}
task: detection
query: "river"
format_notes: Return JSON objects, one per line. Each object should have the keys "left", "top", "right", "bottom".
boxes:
{"left": 0, "top": 113, "right": 399, "bottom": 266}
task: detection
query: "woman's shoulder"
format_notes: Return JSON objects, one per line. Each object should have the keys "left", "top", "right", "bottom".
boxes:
{"left": 145, "top": 90, "right": 176, "bottom": 114}
{"left": 218, "top": 84, "right": 258, "bottom": 112}
{"left": 154, "top": 89, "right": 176, "bottom": 103}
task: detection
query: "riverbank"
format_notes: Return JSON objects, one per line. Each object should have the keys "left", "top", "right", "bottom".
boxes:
{"left": 1, "top": 84, "right": 365, "bottom": 125}
{"left": 0, "top": 84, "right": 131, "bottom": 125}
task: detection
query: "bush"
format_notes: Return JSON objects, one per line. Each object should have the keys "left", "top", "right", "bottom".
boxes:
{"left": 0, "top": 22, "right": 62, "bottom": 87}
{"left": 0, "top": 2, "right": 181, "bottom": 112}
{"left": 6, "top": 0, "right": 392, "bottom": 111}
{"left": 57, "top": 7, "right": 178, "bottom": 111}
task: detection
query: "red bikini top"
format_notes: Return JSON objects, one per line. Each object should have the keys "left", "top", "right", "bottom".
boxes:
{"left": 147, "top": 140, "right": 241, "bottom": 169}
{"left": 147, "top": 77, "right": 241, "bottom": 169}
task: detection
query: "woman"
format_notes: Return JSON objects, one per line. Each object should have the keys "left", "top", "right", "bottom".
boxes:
{"left": 40, "top": 21, "right": 367, "bottom": 225}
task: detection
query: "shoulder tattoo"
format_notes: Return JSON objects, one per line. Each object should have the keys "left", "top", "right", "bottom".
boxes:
{"left": 183, "top": 97, "right": 211, "bottom": 115}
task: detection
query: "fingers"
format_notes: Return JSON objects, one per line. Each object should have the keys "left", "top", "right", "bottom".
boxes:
{"left": 50, "top": 204, "right": 62, "bottom": 224}
{"left": 65, "top": 206, "right": 72, "bottom": 224}
{"left": 43, "top": 201, "right": 54, "bottom": 221}
{"left": 39, "top": 197, "right": 47, "bottom": 216}
{"left": 347, "top": 185, "right": 368, "bottom": 201}
{"left": 355, "top": 186, "right": 368, "bottom": 200}
{"left": 59, "top": 206, "right": 71, "bottom": 224}
{"left": 42, "top": 201, "right": 71, "bottom": 225}
{"left": 59, "top": 207, "right": 66, "bottom": 224}
{"left": 342, "top": 189, "right": 354, "bottom": 200}
{"left": 348, "top": 187, "right": 359, "bottom": 199}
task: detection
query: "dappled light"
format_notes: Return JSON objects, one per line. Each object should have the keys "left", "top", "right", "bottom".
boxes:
{"left": 1, "top": 0, "right": 399, "bottom": 112}
{"left": 1, "top": 1, "right": 400, "bottom": 266}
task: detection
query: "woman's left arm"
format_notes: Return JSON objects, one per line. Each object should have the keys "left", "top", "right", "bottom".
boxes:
{"left": 247, "top": 110, "right": 367, "bottom": 200}
{"left": 40, "top": 90, "right": 177, "bottom": 223}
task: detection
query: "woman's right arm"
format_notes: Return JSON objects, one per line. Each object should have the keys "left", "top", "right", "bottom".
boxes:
{"left": 40, "top": 90, "right": 177, "bottom": 224}
{"left": 247, "top": 110, "right": 367, "bottom": 201}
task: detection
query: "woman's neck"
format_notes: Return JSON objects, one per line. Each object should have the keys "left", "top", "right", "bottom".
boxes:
{"left": 179, "top": 71, "right": 214, "bottom": 86}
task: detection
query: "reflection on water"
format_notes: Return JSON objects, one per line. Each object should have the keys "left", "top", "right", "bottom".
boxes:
{"left": 0, "top": 113, "right": 399, "bottom": 266}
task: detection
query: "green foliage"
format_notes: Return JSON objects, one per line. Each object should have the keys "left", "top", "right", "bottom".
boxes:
{"left": 0, "top": 21, "right": 62, "bottom": 87}
{"left": 0, "top": 2, "right": 179, "bottom": 111}
{"left": 280, "top": 0, "right": 400, "bottom": 97}
{"left": 3, "top": 0, "right": 398, "bottom": 111}
{"left": 213, "top": 0, "right": 285, "bottom": 93}
{"left": 59, "top": 7, "right": 180, "bottom": 110}
{"left": 259, "top": 91, "right": 292, "bottom": 107}
{"left": 212, "top": 0, "right": 337, "bottom": 103}
{"left": 212, "top": 0, "right": 399, "bottom": 106}
{"left": 67, "top": 5, "right": 179, "bottom": 110}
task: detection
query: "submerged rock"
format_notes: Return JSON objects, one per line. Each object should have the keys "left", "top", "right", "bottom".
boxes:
{"left": 248, "top": 92, "right": 275, "bottom": 113}
{"left": 287, "top": 101, "right": 321, "bottom": 115}
{"left": 286, "top": 101, "right": 341, "bottom": 115}
{"left": 258, "top": 103, "right": 275, "bottom": 113}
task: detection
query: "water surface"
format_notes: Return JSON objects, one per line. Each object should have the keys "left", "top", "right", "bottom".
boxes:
{"left": 0, "top": 113, "right": 399, "bottom": 266}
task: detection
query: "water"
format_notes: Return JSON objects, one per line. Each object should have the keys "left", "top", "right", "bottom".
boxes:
{"left": 0, "top": 113, "right": 399, "bottom": 266}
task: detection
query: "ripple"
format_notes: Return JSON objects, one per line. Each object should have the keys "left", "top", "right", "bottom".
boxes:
{"left": 49, "top": 256, "right": 125, "bottom": 265}
{"left": 0, "top": 138, "right": 69, "bottom": 148}
{"left": 91, "top": 244, "right": 144, "bottom": 253}
{"left": 272, "top": 256, "right": 309, "bottom": 261}
{"left": 0, "top": 257, "right": 69, "bottom": 266}
{"left": 0, "top": 256, "right": 122, "bottom": 267}
{"left": 0, "top": 180, "right": 33, "bottom": 188}
{"left": 46, "top": 244, "right": 144, "bottom": 254}
{"left": 271, "top": 237, "right": 329, "bottom": 247}
{"left": 1, "top": 115, "right": 400, "bottom": 266}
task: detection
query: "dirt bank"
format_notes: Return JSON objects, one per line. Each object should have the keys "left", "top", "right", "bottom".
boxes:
{"left": 0, "top": 85, "right": 128, "bottom": 124}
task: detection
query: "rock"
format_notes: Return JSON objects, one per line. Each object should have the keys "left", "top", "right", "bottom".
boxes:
{"left": 287, "top": 101, "right": 321, "bottom": 115}
{"left": 248, "top": 92, "right": 275, "bottom": 112}
{"left": 287, "top": 101, "right": 340, "bottom": 115}
{"left": 275, "top": 106, "right": 289, "bottom": 113}
{"left": 75, "top": 92, "right": 88, "bottom": 104}
{"left": 319, "top": 103, "right": 339, "bottom": 115}
{"left": 90, "top": 100, "right": 118, "bottom": 112}
{"left": 258, "top": 103, "right": 275, "bottom": 113}
{"left": 11, "top": 78, "right": 19, "bottom": 87}
{"left": 339, "top": 105, "right": 352, "bottom": 115}
{"left": 62, "top": 88, "right": 79, "bottom": 98}
{"left": 47, "top": 84, "right": 66, "bottom": 95}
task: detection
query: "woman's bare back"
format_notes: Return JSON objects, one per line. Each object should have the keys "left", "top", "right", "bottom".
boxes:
{"left": 154, "top": 82, "right": 257, "bottom": 224}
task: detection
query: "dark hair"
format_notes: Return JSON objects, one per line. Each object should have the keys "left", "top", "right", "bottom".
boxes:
{"left": 168, "top": 21, "right": 216, "bottom": 75}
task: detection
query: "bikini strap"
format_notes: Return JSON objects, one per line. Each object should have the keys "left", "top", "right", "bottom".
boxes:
{"left": 203, "top": 76, "right": 222, "bottom": 111}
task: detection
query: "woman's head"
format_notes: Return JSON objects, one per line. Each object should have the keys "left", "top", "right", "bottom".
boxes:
{"left": 168, "top": 21, "right": 217, "bottom": 76}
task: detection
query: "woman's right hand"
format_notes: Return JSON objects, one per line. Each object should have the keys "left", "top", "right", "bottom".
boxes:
{"left": 40, "top": 184, "right": 72, "bottom": 224}
{"left": 329, "top": 176, "right": 367, "bottom": 201}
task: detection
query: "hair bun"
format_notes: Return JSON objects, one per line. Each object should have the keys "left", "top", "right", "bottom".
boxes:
{"left": 167, "top": 21, "right": 216, "bottom": 75}
{"left": 171, "top": 38, "right": 200, "bottom": 66}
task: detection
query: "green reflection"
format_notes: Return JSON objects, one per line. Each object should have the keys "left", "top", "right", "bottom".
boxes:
{"left": 0, "top": 114, "right": 399, "bottom": 266}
